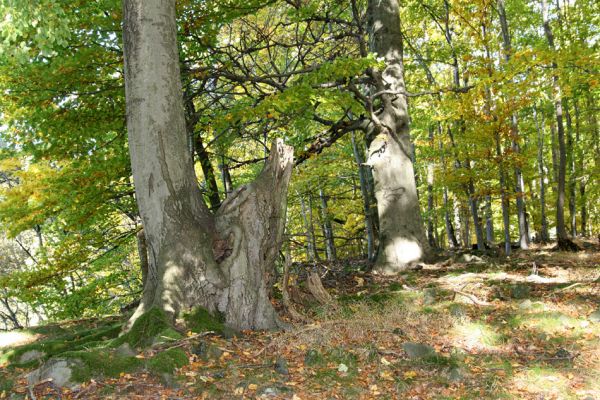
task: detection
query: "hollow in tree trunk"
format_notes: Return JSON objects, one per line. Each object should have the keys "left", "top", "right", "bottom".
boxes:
{"left": 123, "top": 0, "right": 293, "bottom": 330}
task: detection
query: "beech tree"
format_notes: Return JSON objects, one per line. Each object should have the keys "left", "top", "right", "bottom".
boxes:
{"left": 366, "top": 0, "right": 432, "bottom": 274}
{"left": 122, "top": 0, "right": 293, "bottom": 330}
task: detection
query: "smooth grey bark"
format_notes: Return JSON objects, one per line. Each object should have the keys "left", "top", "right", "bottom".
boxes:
{"left": 542, "top": 0, "right": 570, "bottom": 247}
{"left": 484, "top": 195, "right": 494, "bottom": 245}
{"left": 533, "top": 105, "right": 549, "bottom": 242}
{"left": 564, "top": 99, "right": 577, "bottom": 236}
{"left": 319, "top": 188, "right": 337, "bottom": 261}
{"left": 366, "top": 0, "right": 432, "bottom": 273}
{"left": 123, "top": 0, "right": 293, "bottom": 330}
{"left": 426, "top": 126, "right": 437, "bottom": 249}
{"left": 351, "top": 133, "right": 376, "bottom": 260}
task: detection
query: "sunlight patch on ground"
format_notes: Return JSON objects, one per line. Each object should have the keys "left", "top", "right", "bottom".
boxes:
{"left": 512, "top": 367, "right": 570, "bottom": 398}
{"left": 512, "top": 312, "right": 582, "bottom": 335}
{"left": 449, "top": 321, "right": 503, "bottom": 351}
{"left": 0, "top": 331, "right": 37, "bottom": 349}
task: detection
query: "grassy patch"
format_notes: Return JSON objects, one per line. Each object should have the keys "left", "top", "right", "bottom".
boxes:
{"left": 450, "top": 321, "right": 505, "bottom": 349}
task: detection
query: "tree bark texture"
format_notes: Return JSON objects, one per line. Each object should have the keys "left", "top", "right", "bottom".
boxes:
{"left": 123, "top": 0, "right": 293, "bottom": 330}
{"left": 366, "top": 0, "right": 431, "bottom": 274}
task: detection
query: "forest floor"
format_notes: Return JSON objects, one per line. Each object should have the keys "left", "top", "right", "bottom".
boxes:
{"left": 1, "top": 243, "right": 599, "bottom": 399}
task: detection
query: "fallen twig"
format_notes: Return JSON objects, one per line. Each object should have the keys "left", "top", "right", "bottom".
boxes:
{"left": 452, "top": 289, "right": 492, "bottom": 306}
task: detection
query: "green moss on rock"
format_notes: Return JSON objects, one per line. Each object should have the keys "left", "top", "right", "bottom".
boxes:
{"left": 115, "top": 307, "right": 172, "bottom": 349}
{"left": 147, "top": 348, "right": 189, "bottom": 375}
{"left": 182, "top": 307, "right": 224, "bottom": 334}
{"left": 60, "top": 349, "right": 143, "bottom": 382}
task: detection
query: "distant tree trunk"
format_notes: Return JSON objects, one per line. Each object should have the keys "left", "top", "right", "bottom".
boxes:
{"left": 194, "top": 134, "right": 221, "bottom": 210}
{"left": 577, "top": 97, "right": 589, "bottom": 236}
{"left": 484, "top": 195, "right": 494, "bottom": 245}
{"left": 426, "top": 126, "right": 437, "bottom": 249}
{"left": 219, "top": 160, "right": 233, "bottom": 198}
{"left": 136, "top": 229, "right": 149, "bottom": 288}
{"left": 439, "top": 125, "right": 459, "bottom": 249}
{"left": 123, "top": 0, "right": 293, "bottom": 330}
{"left": 564, "top": 99, "right": 577, "bottom": 236}
{"left": 366, "top": 0, "right": 432, "bottom": 274}
{"left": 534, "top": 105, "right": 550, "bottom": 242}
{"left": 299, "top": 193, "right": 318, "bottom": 262}
{"left": 497, "top": 0, "right": 529, "bottom": 249}
{"left": 542, "top": 0, "right": 573, "bottom": 249}
{"left": 319, "top": 188, "right": 337, "bottom": 261}
{"left": 351, "top": 133, "right": 376, "bottom": 260}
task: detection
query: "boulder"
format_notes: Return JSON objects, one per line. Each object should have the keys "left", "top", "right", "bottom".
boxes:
{"left": 402, "top": 342, "right": 436, "bottom": 359}
{"left": 18, "top": 350, "right": 46, "bottom": 364}
{"left": 27, "top": 358, "right": 82, "bottom": 389}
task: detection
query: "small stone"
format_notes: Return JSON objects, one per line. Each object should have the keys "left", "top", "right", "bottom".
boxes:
{"left": 337, "top": 363, "right": 348, "bottom": 373}
{"left": 304, "top": 349, "right": 321, "bottom": 366}
{"left": 258, "top": 387, "right": 280, "bottom": 397}
{"left": 510, "top": 284, "right": 531, "bottom": 299}
{"left": 423, "top": 288, "right": 437, "bottom": 305}
{"left": 448, "top": 366, "right": 463, "bottom": 382}
{"left": 274, "top": 357, "right": 289, "bottom": 375}
{"left": 519, "top": 299, "right": 533, "bottom": 310}
{"left": 192, "top": 341, "right": 208, "bottom": 358}
{"left": 460, "top": 254, "right": 483, "bottom": 263}
{"left": 18, "top": 350, "right": 45, "bottom": 364}
{"left": 589, "top": 308, "right": 600, "bottom": 323}
{"left": 114, "top": 343, "right": 136, "bottom": 358}
{"left": 219, "top": 326, "right": 242, "bottom": 339}
{"left": 212, "top": 370, "right": 225, "bottom": 379}
{"left": 402, "top": 342, "right": 436, "bottom": 359}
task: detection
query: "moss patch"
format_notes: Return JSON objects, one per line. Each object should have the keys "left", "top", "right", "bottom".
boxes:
{"left": 147, "top": 348, "right": 189, "bottom": 375}
{"left": 114, "top": 307, "right": 172, "bottom": 349}
{"left": 61, "top": 349, "right": 143, "bottom": 382}
{"left": 182, "top": 307, "right": 225, "bottom": 334}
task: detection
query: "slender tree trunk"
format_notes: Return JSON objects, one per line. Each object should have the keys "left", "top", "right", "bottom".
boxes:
{"left": 542, "top": 0, "right": 572, "bottom": 248}
{"left": 219, "top": 160, "right": 233, "bottom": 198}
{"left": 564, "top": 99, "right": 577, "bottom": 236}
{"left": 426, "top": 126, "right": 437, "bottom": 249}
{"left": 123, "top": 0, "right": 293, "bottom": 330}
{"left": 366, "top": 0, "right": 432, "bottom": 274}
{"left": 299, "top": 193, "right": 318, "bottom": 262}
{"left": 194, "top": 134, "right": 221, "bottom": 210}
{"left": 319, "top": 188, "right": 337, "bottom": 261}
{"left": 351, "top": 133, "right": 376, "bottom": 260}
{"left": 484, "top": 195, "right": 494, "bottom": 245}
{"left": 497, "top": 0, "right": 529, "bottom": 249}
{"left": 534, "top": 105, "right": 550, "bottom": 242}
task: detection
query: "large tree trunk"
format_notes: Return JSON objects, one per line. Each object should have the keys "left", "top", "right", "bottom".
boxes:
{"left": 366, "top": 0, "right": 431, "bottom": 274}
{"left": 123, "top": 0, "right": 293, "bottom": 330}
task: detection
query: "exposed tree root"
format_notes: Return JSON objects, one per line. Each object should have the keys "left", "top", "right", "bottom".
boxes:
{"left": 556, "top": 237, "right": 583, "bottom": 252}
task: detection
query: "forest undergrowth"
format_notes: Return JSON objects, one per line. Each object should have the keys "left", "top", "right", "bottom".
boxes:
{"left": 1, "top": 244, "right": 599, "bottom": 400}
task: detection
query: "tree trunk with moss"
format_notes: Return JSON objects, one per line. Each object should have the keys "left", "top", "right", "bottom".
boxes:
{"left": 366, "top": 0, "right": 432, "bottom": 274}
{"left": 123, "top": 0, "right": 293, "bottom": 331}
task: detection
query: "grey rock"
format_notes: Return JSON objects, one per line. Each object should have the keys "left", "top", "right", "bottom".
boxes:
{"left": 448, "top": 366, "right": 463, "bottom": 382}
{"left": 423, "top": 288, "right": 437, "bottom": 305}
{"left": 510, "top": 284, "right": 531, "bottom": 299}
{"left": 27, "top": 358, "right": 82, "bottom": 389}
{"left": 402, "top": 342, "right": 436, "bottom": 359}
{"left": 589, "top": 308, "right": 600, "bottom": 323}
{"left": 304, "top": 349, "right": 321, "bottom": 366}
{"left": 18, "top": 350, "right": 45, "bottom": 364}
{"left": 274, "top": 357, "right": 289, "bottom": 375}
{"left": 114, "top": 343, "right": 136, "bottom": 358}
{"left": 259, "top": 387, "right": 280, "bottom": 397}
{"left": 460, "top": 254, "right": 484, "bottom": 263}
{"left": 519, "top": 299, "right": 533, "bottom": 310}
